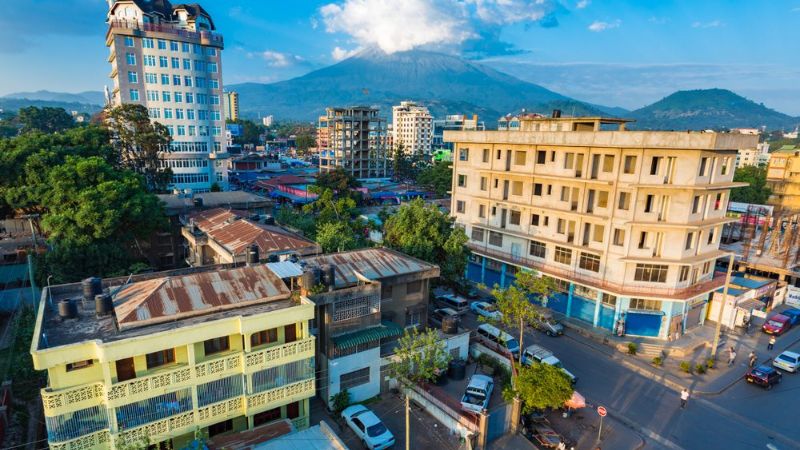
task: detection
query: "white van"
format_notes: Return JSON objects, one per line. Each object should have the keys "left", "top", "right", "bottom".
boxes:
{"left": 475, "top": 324, "right": 520, "bottom": 358}
{"left": 434, "top": 294, "right": 470, "bottom": 315}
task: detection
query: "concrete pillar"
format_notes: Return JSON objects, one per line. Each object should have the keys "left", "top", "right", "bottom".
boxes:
{"left": 500, "top": 263, "right": 507, "bottom": 288}
{"left": 662, "top": 304, "right": 672, "bottom": 340}
{"left": 480, "top": 257, "right": 486, "bottom": 285}
{"left": 593, "top": 290, "right": 602, "bottom": 327}
{"left": 510, "top": 397, "right": 522, "bottom": 434}
{"left": 566, "top": 283, "right": 575, "bottom": 318}
{"left": 477, "top": 411, "right": 489, "bottom": 450}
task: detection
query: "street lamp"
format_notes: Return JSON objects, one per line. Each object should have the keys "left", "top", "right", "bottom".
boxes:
{"left": 710, "top": 252, "right": 736, "bottom": 360}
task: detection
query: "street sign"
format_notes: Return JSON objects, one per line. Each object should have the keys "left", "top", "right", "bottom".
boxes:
{"left": 597, "top": 406, "right": 607, "bottom": 417}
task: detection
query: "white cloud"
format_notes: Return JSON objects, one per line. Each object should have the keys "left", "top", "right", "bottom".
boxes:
{"left": 331, "top": 46, "right": 360, "bottom": 61}
{"left": 692, "top": 20, "right": 723, "bottom": 28}
{"left": 249, "top": 50, "right": 304, "bottom": 67}
{"left": 588, "top": 20, "right": 620, "bottom": 32}
{"left": 576, "top": 0, "right": 590, "bottom": 9}
{"left": 319, "top": 0, "right": 561, "bottom": 55}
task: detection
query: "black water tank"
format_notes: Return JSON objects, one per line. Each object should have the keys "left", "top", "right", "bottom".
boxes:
{"left": 58, "top": 299, "right": 77, "bottom": 320}
{"left": 552, "top": 109, "right": 562, "bottom": 118}
{"left": 82, "top": 277, "right": 102, "bottom": 302}
{"left": 263, "top": 215, "right": 275, "bottom": 225}
{"left": 301, "top": 270, "right": 317, "bottom": 290}
{"left": 267, "top": 254, "right": 279, "bottom": 263}
{"left": 321, "top": 264, "right": 336, "bottom": 290}
{"left": 95, "top": 294, "right": 113, "bottom": 316}
{"left": 442, "top": 315, "right": 459, "bottom": 334}
{"left": 193, "top": 197, "right": 204, "bottom": 208}
{"left": 448, "top": 359, "right": 466, "bottom": 380}
{"left": 246, "top": 244, "right": 260, "bottom": 265}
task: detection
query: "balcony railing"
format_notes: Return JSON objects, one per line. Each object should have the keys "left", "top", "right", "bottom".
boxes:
{"left": 469, "top": 242, "right": 726, "bottom": 300}
{"left": 107, "top": 20, "right": 224, "bottom": 46}
{"left": 43, "top": 338, "right": 315, "bottom": 416}
{"left": 48, "top": 429, "right": 110, "bottom": 450}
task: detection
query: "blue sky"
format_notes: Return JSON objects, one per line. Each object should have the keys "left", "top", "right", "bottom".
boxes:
{"left": 1, "top": 0, "right": 799, "bottom": 114}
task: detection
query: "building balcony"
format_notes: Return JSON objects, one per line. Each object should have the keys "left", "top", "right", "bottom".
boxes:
{"left": 40, "top": 337, "right": 315, "bottom": 417}
{"left": 47, "top": 429, "right": 110, "bottom": 450}
{"left": 468, "top": 242, "right": 727, "bottom": 300}
{"left": 107, "top": 20, "right": 224, "bottom": 48}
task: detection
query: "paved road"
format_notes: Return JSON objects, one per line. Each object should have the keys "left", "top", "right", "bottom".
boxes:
{"left": 459, "top": 310, "right": 800, "bottom": 450}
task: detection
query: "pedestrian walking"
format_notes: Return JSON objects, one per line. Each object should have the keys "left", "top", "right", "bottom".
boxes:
{"left": 680, "top": 388, "right": 689, "bottom": 409}
{"left": 727, "top": 347, "right": 737, "bottom": 366}
{"left": 767, "top": 335, "right": 776, "bottom": 351}
{"left": 748, "top": 351, "right": 757, "bottom": 368}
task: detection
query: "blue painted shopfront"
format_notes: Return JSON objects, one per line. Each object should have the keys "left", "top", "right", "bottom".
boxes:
{"left": 625, "top": 312, "right": 663, "bottom": 337}
{"left": 597, "top": 305, "right": 615, "bottom": 330}
{"left": 547, "top": 292, "right": 569, "bottom": 315}
{"left": 569, "top": 295, "right": 596, "bottom": 324}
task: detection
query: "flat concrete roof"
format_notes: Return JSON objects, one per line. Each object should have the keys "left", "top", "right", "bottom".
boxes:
{"left": 157, "top": 191, "right": 270, "bottom": 214}
{"left": 443, "top": 129, "right": 759, "bottom": 151}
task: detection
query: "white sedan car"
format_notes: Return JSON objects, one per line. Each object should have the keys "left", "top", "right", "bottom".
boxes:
{"left": 470, "top": 301, "right": 502, "bottom": 320}
{"left": 773, "top": 350, "right": 800, "bottom": 373}
{"left": 341, "top": 404, "right": 396, "bottom": 449}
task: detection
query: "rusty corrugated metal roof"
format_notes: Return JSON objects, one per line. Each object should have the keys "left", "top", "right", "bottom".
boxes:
{"left": 189, "top": 208, "right": 319, "bottom": 257}
{"left": 112, "top": 265, "right": 291, "bottom": 330}
{"left": 303, "top": 248, "right": 437, "bottom": 287}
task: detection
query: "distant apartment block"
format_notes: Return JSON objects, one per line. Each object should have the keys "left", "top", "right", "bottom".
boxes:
{"left": 432, "top": 114, "right": 485, "bottom": 150}
{"left": 318, "top": 106, "right": 388, "bottom": 179}
{"left": 392, "top": 101, "right": 433, "bottom": 156}
{"left": 224, "top": 91, "right": 239, "bottom": 122}
{"left": 106, "top": 0, "right": 229, "bottom": 192}
{"left": 766, "top": 145, "right": 800, "bottom": 211}
{"left": 33, "top": 265, "right": 316, "bottom": 450}
{"left": 446, "top": 115, "right": 758, "bottom": 340}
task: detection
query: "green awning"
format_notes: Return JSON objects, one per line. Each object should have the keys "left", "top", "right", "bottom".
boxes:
{"left": 332, "top": 321, "right": 404, "bottom": 349}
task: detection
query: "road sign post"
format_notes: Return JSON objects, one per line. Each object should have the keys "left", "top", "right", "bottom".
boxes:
{"left": 597, "top": 406, "right": 607, "bottom": 442}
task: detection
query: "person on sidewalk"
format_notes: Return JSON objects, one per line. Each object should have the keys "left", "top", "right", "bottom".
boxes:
{"left": 680, "top": 388, "right": 690, "bottom": 409}
{"left": 728, "top": 347, "right": 737, "bottom": 366}
{"left": 748, "top": 351, "right": 757, "bottom": 368}
{"left": 768, "top": 335, "right": 776, "bottom": 351}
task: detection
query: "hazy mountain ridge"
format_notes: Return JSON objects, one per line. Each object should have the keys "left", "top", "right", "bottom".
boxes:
{"left": 628, "top": 89, "right": 798, "bottom": 130}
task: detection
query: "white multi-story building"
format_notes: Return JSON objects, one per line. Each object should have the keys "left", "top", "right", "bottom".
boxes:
{"left": 392, "top": 101, "right": 433, "bottom": 156}
{"left": 106, "top": 0, "right": 229, "bottom": 192}
{"left": 446, "top": 115, "right": 759, "bottom": 340}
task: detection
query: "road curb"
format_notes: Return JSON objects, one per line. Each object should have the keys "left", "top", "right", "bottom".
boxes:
{"left": 563, "top": 322, "right": 800, "bottom": 396}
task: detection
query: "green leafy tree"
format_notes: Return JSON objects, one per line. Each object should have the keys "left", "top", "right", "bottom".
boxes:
{"left": 295, "top": 132, "right": 315, "bottom": 155}
{"left": 227, "top": 118, "right": 264, "bottom": 147}
{"left": 18, "top": 106, "right": 74, "bottom": 134}
{"left": 316, "top": 167, "right": 361, "bottom": 193}
{"left": 303, "top": 188, "right": 359, "bottom": 226}
{"left": 329, "top": 388, "right": 351, "bottom": 415}
{"left": 316, "top": 221, "right": 359, "bottom": 253}
{"left": 731, "top": 165, "right": 772, "bottom": 204}
{"left": 417, "top": 161, "right": 452, "bottom": 197}
{"left": 512, "top": 363, "right": 573, "bottom": 413}
{"left": 391, "top": 328, "right": 452, "bottom": 384}
{"left": 210, "top": 182, "right": 222, "bottom": 192}
{"left": 0, "top": 122, "right": 18, "bottom": 138}
{"left": 275, "top": 207, "right": 316, "bottom": 238}
{"left": 104, "top": 104, "right": 173, "bottom": 192}
{"left": 383, "top": 198, "right": 468, "bottom": 283}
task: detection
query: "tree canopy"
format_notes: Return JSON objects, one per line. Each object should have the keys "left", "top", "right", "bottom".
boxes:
{"left": 0, "top": 124, "right": 167, "bottom": 283}
{"left": 18, "top": 106, "right": 75, "bottom": 134}
{"left": 383, "top": 198, "right": 468, "bottom": 283}
{"left": 104, "top": 104, "right": 173, "bottom": 192}
{"left": 391, "top": 328, "right": 452, "bottom": 384}
{"left": 315, "top": 167, "right": 361, "bottom": 192}
{"left": 731, "top": 165, "right": 772, "bottom": 204}
{"left": 316, "top": 221, "right": 359, "bottom": 253}
{"left": 227, "top": 119, "right": 264, "bottom": 147}
{"left": 417, "top": 161, "right": 452, "bottom": 197}
{"left": 513, "top": 363, "right": 573, "bottom": 413}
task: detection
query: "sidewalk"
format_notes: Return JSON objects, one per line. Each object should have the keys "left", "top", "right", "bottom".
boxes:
{"left": 556, "top": 310, "right": 800, "bottom": 395}
{"left": 546, "top": 408, "right": 645, "bottom": 450}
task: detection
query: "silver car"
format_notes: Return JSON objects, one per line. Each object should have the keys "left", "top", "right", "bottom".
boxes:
{"left": 773, "top": 351, "right": 800, "bottom": 373}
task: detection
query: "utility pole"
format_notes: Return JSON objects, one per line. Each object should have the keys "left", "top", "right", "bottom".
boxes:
{"left": 405, "top": 394, "right": 410, "bottom": 450}
{"left": 710, "top": 253, "right": 736, "bottom": 360}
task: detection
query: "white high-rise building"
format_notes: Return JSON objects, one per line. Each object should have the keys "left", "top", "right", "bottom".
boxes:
{"left": 106, "top": 0, "right": 229, "bottom": 192}
{"left": 392, "top": 101, "right": 433, "bottom": 156}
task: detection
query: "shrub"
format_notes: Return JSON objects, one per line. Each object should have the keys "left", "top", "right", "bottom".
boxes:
{"left": 330, "top": 389, "right": 351, "bottom": 416}
{"left": 680, "top": 361, "right": 692, "bottom": 373}
{"left": 627, "top": 342, "right": 638, "bottom": 355}
{"left": 695, "top": 363, "right": 707, "bottom": 374}
{"left": 651, "top": 356, "right": 663, "bottom": 367}
{"left": 706, "top": 358, "right": 714, "bottom": 369}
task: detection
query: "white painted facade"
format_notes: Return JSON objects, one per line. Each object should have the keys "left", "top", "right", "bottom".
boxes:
{"left": 392, "top": 101, "right": 433, "bottom": 156}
